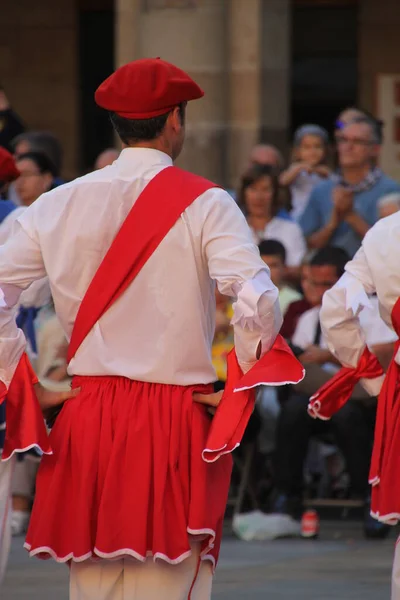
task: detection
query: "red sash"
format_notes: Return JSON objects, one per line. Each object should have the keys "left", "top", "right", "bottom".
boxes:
{"left": 2, "top": 165, "right": 304, "bottom": 463}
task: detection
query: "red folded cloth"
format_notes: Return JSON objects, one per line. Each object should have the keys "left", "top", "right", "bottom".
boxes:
{"left": 307, "top": 347, "right": 383, "bottom": 421}
{"left": 203, "top": 335, "right": 305, "bottom": 463}
{"left": 0, "top": 353, "right": 52, "bottom": 461}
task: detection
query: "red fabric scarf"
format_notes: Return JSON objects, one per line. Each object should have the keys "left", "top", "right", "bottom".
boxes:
{"left": 308, "top": 347, "right": 384, "bottom": 420}
{"left": 1, "top": 166, "right": 304, "bottom": 462}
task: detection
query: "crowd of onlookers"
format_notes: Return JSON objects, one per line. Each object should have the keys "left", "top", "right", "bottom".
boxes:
{"left": 1, "top": 84, "right": 400, "bottom": 541}
{"left": 213, "top": 106, "right": 400, "bottom": 539}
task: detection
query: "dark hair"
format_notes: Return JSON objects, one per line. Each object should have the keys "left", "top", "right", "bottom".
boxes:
{"left": 349, "top": 115, "right": 384, "bottom": 145}
{"left": 16, "top": 151, "right": 58, "bottom": 178}
{"left": 12, "top": 131, "right": 63, "bottom": 175}
{"left": 109, "top": 103, "right": 186, "bottom": 145}
{"left": 258, "top": 239, "right": 286, "bottom": 264}
{"left": 310, "top": 246, "right": 350, "bottom": 278}
{"left": 238, "top": 164, "right": 280, "bottom": 217}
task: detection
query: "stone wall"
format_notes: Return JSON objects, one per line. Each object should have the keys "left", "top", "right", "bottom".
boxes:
{"left": 0, "top": 0, "right": 78, "bottom": 179}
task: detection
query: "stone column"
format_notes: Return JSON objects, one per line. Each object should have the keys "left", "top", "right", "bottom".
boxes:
{"left": 227, "top": 0, "right": 262, "bottom": 189}
{"left": 260, "top": 0, "right": 291, "bottom": 160}
{"left": 115, "top": 0, "right": 142, "bottom": 67}
{"left": 115, "top": 0, "right": 227, "bottom": 184}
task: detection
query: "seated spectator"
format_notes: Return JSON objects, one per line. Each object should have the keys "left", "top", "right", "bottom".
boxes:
{"left": 15, "top": 152, "right": 55, "bottom": 205}
{"left": 258, "top": 239, "right": 302, "bottom": 315}
{"left": 12, "top": 131, "right": 63, "bottom": 180}
{"left": 0, "top": 86, "right": 25, "bottom": 152}
{"left": 239, "top": 164, "right": 306, "bottom": 279}
{"left": 36, "top": 307, "right": 71, "bottom": 392}
{"left": 10, "top": 131, "right": 63, "bottom": 206}
{"left": 300, "top": 117, "right": 400, "bottom": 258}
{"left": 0, "top": 151, "right": 56, "bottom": 246}
{"left": 280, "top": 262, "right": 324, "bottom": 339}
{"left": 378, "top": 192, "right": 400, "bottom": 219}
{"left": 280, "top": 125, "right": 331, "bottom": 221}
{"left": 212, "top": 289, "right": 234, "bottom": 391}
{"left": 0, "top": 147, "right": 19, "bottom": 224}
{"left": 272, "top": 246, "right": 397, "bottom": 538}
{"left": 94, "top": 148, "right": 120, "bottom": 170}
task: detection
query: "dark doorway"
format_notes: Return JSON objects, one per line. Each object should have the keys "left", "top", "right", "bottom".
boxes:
{"left": 78, "top": 0, "right": 115, "bottom": 173}
{"left": 291, "top": 0, "right": 359, "bottom": 137}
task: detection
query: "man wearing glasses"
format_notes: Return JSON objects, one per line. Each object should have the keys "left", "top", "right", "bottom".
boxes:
{"left": 300, "top": 117, "right": 400, "bottom": 257}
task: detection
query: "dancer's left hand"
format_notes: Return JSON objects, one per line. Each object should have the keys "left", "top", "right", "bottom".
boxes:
{"left": 34, "top": 382, "right": 81, "bottom": 412}
{"left": 193, "top": 390, "right": 223, "bottom": 415}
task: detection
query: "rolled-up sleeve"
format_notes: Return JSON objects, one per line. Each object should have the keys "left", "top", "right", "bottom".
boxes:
{"left": 0, "top": 217, "right": 46, "bottom": 389}
{"left": 320, "top": 247, "right": 384, "bottom": 396}
{"left": 200, "top": 189, "right": 282, "bottom": 372}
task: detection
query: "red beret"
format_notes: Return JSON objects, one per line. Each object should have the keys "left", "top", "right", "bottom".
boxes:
{"left": 0, "top": 147, "right": 20, "bottom": 183}
{"left": 95, "top": 58, "right": 204, "bottom": 119}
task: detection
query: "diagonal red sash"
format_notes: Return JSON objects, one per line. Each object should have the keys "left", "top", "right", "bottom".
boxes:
{"left": 2, "top": 165, "right": 304, "bottom": 462}
{"left": 68, "top": 166, "right": 216, "bottom": 361}
{"left": 2, "top": 166, "right": 215, "bottom": 460}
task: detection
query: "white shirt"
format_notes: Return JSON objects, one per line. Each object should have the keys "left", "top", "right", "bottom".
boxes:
{"left": 292, "top": 306, "right": 326, "bottom": 350}
{"left": 0, "top": 206, "right": 51, "bottom": 310}
{"left": 250, "top": 217, "right": 306, "bottom": 267}
{"left": 320, "top": 212, "right": 400, "bottom": 395}
{"left": 0, "top": 148, "right": 282, "bottom": 389}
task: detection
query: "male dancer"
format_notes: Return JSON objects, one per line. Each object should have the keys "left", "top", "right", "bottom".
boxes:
{"left": 0, "top": 59, "right": 302, "bottom": 599}
{"left": 310, "top": 211, "right": 400, "bottom": 599}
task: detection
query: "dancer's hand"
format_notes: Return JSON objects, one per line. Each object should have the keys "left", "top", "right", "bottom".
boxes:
{"left": 34, "top": 382, "right": 81, "bottom": 412}
{"left": 34, "top": 382, "right": 81, "bottom": 428}
{"left": 193, "top": 390, "right": 223, "bottom": 415}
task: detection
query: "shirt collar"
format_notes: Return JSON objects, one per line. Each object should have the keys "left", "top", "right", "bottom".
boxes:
{"left": 116, "top": 147, "right": 173, "bottom": 175}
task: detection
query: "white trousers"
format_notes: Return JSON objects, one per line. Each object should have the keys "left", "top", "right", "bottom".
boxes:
{"left": 70, "top": 544, "right": 213, "bottom": 600}
{"left": 0, "top": 458, "right": 14, "bottom": 585}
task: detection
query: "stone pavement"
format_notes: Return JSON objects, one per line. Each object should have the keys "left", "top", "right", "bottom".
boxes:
{"left": 2, "top": 521, "right": 396, "bottom": 599}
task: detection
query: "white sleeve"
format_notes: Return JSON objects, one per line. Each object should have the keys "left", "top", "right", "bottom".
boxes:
{"left": 0, "top": 207, "right": 26, "bottom": 246}
{"left": 0, "top": 218, "right": 46, "bottom": 388}
{"left": 320, "top": 247, "right": 384, "bottom": 396}
{"left": 200, "top": 189, "right": 283, "bottom": 372}
{"left": 285, "top": 223, "right": 307, "bottom": 267}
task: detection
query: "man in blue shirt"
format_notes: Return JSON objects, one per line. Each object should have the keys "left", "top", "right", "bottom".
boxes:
{"left": 300, "top": 117, "right": 400, "bottom": 257}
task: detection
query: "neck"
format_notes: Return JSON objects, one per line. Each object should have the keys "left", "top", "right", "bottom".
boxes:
{"left": 341, "top": 164, "right": 372, "bottom": 185}
{"left": 248, "top": 214, "right": 272, "bottom": 229}
{"left": 124, "top": 139, "right": 174, "bottom": 160}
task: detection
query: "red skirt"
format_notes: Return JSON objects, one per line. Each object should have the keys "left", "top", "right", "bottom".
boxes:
{"left": 24, "top": 376, "right": 233, "bottom": 568}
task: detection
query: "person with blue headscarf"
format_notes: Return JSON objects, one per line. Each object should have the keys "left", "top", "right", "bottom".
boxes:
{"left": 280, "top": 124, "right": 332, "bottom": 221}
